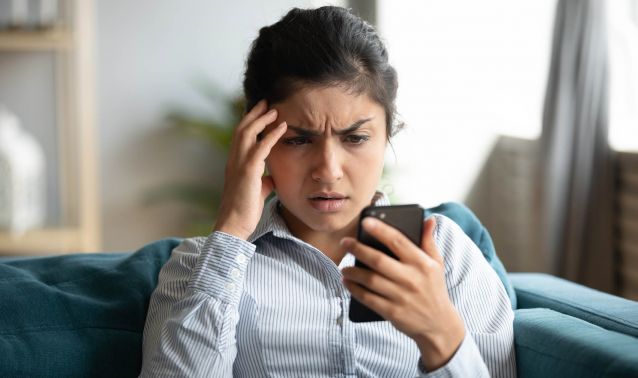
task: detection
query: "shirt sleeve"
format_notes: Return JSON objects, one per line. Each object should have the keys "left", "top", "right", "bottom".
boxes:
{"left": 415, "top": 214, "right": 517, "bottom": 378}
{"left": 139, "top": 231, "right": 256, "bottom": 377}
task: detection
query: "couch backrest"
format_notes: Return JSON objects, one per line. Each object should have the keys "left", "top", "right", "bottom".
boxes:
{"left": 0, "top": 238, "right": 180, "bottom": 377}
{"left": 426, "top": 202, "right": 516, "bottom": 309}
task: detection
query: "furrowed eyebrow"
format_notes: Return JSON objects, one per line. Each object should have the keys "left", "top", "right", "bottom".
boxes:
{"left": 287, "top": 118, "right": 373, "bottom": 136}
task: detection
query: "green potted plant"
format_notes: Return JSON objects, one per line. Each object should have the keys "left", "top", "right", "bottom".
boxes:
{"left": 143, "top": 82, "right": 243, "bottom": 237}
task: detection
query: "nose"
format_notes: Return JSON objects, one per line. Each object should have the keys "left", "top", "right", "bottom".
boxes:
{"left": 310, "top": 140, "right": 343, "bottom": 184}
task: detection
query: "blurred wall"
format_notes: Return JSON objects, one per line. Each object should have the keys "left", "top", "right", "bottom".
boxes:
{"left": 95, "top": 1, "right": 343, "bottom": 251}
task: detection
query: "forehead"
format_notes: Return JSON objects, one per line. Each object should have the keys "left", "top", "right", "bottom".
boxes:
{"left": 273, "top": 85, "right": 385, "bottom": 128}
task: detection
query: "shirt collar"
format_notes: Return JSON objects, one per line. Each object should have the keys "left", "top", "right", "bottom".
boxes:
{"left": 248, "top": 191, "right": 391, "bottom": 244}
{"left": 248, "top": 195, "right": 290, "bottom": 243}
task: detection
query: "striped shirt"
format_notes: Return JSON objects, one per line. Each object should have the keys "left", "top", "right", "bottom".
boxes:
{"left": 140, "top": 193, "right": 517, "bottom": 377}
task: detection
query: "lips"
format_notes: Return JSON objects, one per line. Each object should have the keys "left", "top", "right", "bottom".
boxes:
{"left": 308, "top": 192, "right": 348, "bottom": 212}
{"left": 308, "top": 192, "right": 347, "bottom": 200}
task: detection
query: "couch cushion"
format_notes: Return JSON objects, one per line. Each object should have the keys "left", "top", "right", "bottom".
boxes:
{"left": 426, "top": 202, "right": 517, "bottom": 309}
{"left": 0, "top": 238, "right": 180, "bottom": 377}
{"left": 511, "top": 273, "right": 638, "bottom": 338}
{"left": 514, "top": 308, "right": 638, "bottom": 378}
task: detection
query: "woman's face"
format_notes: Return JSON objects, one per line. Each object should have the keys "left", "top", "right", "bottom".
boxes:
{"left": 266, "top": 85, "right": 387, "bottom": 236}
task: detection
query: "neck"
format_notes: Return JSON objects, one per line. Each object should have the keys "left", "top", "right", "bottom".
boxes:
{"left": 279, "top": 204, "right": 357, "bottom": 265}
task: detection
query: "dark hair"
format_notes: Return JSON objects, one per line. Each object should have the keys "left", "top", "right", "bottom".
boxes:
{"left": 242, "top": 6, "right": 403, "bottom": 138}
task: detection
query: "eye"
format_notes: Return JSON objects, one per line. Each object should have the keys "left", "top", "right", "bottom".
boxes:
{"left": 344, "top": 134, "right": 370, "bottom": 145}
{"left": 283, "top": 136, "right": 312, "bottom": 146}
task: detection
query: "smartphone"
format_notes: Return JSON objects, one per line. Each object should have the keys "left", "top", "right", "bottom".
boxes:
{"left": 348, "top": 204, "right": 424, "bottom": 322}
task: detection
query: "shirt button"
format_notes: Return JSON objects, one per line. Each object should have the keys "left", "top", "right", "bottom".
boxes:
{"left": 225, "top": 282, "right": 236, "bottom": 292}
{"left": 235, "top": 254, "right": 247, "bottom": 264}
{"left": 336, "top": 315, "right": 343, "bottom": 326}
{"left": 230, "top": 268, "right": 241, "bottom": 279}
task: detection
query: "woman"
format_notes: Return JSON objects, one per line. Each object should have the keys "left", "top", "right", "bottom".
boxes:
{"left": 140, "top": 6, "right": 516, "bottom": 377}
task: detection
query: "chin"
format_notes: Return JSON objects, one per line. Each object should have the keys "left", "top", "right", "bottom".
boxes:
{"left": 305, "top": 213, "right": 357, "bottom": 233}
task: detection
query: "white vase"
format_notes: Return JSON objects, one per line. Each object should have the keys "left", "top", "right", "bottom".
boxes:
{"left": 0, "top": 106, "right": 46, "bottom": 234}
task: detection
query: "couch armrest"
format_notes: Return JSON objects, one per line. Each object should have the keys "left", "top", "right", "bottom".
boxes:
{"left": 515, "top": 308, "right": 638, "bottom": 378}
{"left": 510, "top": 273, "right": 638, "bottom": 338}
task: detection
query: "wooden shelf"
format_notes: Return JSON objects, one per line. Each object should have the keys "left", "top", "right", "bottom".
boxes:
{"left": 0, "top": 1, "right": 101, "bottom": 257}
{"left": 0, "top": 29, "right": 73, "bottom": 51}
{"left": 0, "top": 228, "right": 86, "bottom": 256}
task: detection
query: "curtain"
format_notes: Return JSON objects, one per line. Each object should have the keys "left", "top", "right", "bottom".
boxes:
{"left": 539, "top": 0, "right": 616, "bottom": 292}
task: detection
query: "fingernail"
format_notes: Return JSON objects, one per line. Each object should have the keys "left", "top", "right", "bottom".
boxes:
{"left": 340, "top": 238, "right": 352, "bottom": 247}
{"left": 277, "top": 121, "right": 287, "bottom": 128}
{"left": 363, "top": 217, "right": 377, "bottom": 228}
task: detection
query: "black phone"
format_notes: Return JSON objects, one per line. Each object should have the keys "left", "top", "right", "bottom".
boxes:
{"left": 348, "top": 204, "right": 424, "bottom": 322}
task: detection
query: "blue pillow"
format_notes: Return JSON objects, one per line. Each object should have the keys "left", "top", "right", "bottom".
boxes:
{"left": 425, "top": 202, "right": 517, "bottom": 309}
{"left": 0, "top": 238, "right": 180, "bottom": 377}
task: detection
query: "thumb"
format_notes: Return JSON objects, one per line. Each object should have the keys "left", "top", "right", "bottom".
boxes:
{"left": 261, "top": 175, "right": 276, "bottom": 202}
{"left": 421, "top": 217, "right": 443, "bottom": 264}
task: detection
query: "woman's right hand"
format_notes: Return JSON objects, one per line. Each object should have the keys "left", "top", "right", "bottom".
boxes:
{"left": 213, "top": 99, "right": 287, "bottom": 240}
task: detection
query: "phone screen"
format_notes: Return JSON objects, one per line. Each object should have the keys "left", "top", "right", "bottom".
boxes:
{"left": 348, "top": 204, "right": 424, "bottom": 322}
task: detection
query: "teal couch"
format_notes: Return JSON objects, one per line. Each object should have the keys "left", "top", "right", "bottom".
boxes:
{"left": 1, "top": 203, "right": 637, "bottom": 377}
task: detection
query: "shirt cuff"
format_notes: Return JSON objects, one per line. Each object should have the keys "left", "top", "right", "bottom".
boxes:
{"left": 187, "top": 231, "right": 257, "bottom": 304}
{"left": 416, "top": 332, "right": 489, "bottom": 378}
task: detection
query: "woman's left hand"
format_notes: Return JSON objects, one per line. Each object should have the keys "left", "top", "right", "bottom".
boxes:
{"left": 340, "top": 217, "right": 465, "bottom": 371}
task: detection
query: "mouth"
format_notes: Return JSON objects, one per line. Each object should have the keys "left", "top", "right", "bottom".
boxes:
{"left": 308, "top": 192, "right": 347, "bottom": 200}
{"left": 308, "top": 192, "right": 348, "bottom": 212}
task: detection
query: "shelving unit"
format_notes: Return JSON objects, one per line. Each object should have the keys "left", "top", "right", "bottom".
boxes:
{"left": 0, "top": 0, "right": 100, "bottom": 256}
{"left": 0, "top": 29, "right": 72, "bottom": 50}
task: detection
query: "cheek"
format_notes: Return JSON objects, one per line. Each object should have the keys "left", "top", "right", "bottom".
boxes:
{"left": 352, "top": 141, "right": 386, "bottom": 166}
{"left": 265, "top": 148, "right": 297, "bottom": 180}
{"left": 354, "top": 143, "right": 386, "bottom": 182}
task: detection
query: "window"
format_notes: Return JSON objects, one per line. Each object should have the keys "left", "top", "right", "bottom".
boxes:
{"left": 608, "top": 0, "right": 638, "bottom": 152}
{"left": 377, "top": 0, "right": 556, "bottom": 205}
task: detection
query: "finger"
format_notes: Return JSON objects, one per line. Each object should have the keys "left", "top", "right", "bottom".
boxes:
{"left": 255, "top": 122, "right": 287, "bottom": 159}
{"left": 237, "top": 99, "right": 268, "bottom": 130}
{"left": 342, "top": 279, "right": 395, "bottom": 321}
{"left": 421, "top": 217, "right": 443, "bottom": 264}
{"left": 246, "top": 107, "right": 278, "bottom": 134}
{"left": 341, "top": 266, "right": 403, "bottom": 301}
{"left": 238, "top": 109, "right": 279, "bottom": 150}
{"left": 340, "top": 237, "right": 411, "bottom": 286}
{"left": 360, "top": 217, "right": 426, "bottom": 265}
